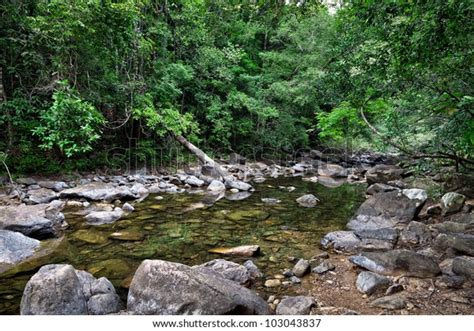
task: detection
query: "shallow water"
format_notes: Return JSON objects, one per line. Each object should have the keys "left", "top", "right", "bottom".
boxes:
{"left": 0, "top": 176, "right": 366, "bottom": 314}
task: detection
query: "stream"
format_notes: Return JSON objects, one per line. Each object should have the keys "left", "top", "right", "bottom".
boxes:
{"left": 0, "top": 176, "right": 366, "bottom": 314}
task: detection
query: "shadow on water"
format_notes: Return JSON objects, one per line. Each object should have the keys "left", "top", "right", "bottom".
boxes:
{"left": 0, "top": 176, "right": 366, "bottom": 314}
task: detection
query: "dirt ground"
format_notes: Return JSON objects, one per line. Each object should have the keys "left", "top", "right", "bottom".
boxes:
{"left": 288, "top": 255, "right": 474, "bottom": 315}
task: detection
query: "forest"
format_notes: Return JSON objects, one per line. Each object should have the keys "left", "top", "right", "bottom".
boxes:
{"left": 1, "top": 0, "right": 472, "bottom": 174}
{"left": 1, "top": 0, "right": 474, "bottom": 320}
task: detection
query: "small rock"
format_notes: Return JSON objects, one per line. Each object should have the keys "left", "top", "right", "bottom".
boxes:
{"left": 243, "top": 260, "right": 263, "bottom": 278}
{"left": 385, "top": 284, "right": 404, "bottom": 296}
{"left": 264, "top": 279, "right": 281, "bottom": 288}
{"left": 122, "top": 203, "right": 134, "bottom": 212}
{"left": 441, "top": 192, "right": 466, "bottom": 214}
{"left": 366, "top": 183, "right": 397, "bottom": 195}
{"left": 290, "top": 276, "right": 301, "bottom": 284}
{"left": 312, "top": 261, "right": 335, "bottom": 274}
{"left": 292, "top": 259, "right": 311, "bottom": 277}
{"left": 207, "top": 180, "right": 226, "bottom": 192}
{"left": 276, "top": 296, "right": 315, "bottom": 315}
{"left": 370, "top": 295, "right": 407, "bottom": 310}
{"left": 356, "top": 271, "right": 391, "bottom": 295}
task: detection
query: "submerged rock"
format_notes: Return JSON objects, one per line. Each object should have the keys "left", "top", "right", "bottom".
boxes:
{"left": 296, "top": 194, "right": 320, "bottom": 207}
{"left": 208, "top": 245, "right": 260, "bottom": 257}
{"left": 276, "top": 296, "right": 315, "bottom": 315}
{"left": 127, "top": 259, "right": 271, "bottom": 315}
{"left": 72, "top": 229, "right": 108, "bottom": 244}
{"left": 85, "top": 207, "right": 124, "bottom": 225}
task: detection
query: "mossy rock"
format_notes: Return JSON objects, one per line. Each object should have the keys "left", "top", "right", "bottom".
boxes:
{"left": 72, "top": 229, "right": 108, "bottom": 244}
{"left": 226, "top": 209, "right": 270, "bottom": 222}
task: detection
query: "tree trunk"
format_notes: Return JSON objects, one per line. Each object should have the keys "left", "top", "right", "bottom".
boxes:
{"left": 173, "top": 134, "right": 232, "bottom": 181}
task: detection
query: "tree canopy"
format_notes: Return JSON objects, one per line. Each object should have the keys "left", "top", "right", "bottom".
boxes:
{"left": 0, "top": 0, "right": 472, "bottom": 173}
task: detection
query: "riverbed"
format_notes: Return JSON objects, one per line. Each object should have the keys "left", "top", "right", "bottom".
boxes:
{"left": 0, "top": 176, "right": 366, "bottom": 314}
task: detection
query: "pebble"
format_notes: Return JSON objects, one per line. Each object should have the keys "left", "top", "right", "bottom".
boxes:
{"left": 265, "top": 279, "right": 281, "bottom": 288}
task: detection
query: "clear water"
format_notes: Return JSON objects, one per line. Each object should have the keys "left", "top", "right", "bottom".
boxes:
{"left": 0, "top": 176, "right": 366, "bottom": 314}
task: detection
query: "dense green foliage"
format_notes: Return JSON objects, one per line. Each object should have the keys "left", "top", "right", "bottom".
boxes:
{"left": 0, "top": 0, "right": 472, "bottom": 173}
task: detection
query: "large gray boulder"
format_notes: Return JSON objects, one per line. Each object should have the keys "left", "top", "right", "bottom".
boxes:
{"left": 127, "top": 259, "right": 272, "bottom": 315}
{"left": 0, "top": 201, "right": 65, "bottom": 239}
{"left": 193, "top": 259, "right": 250, "bottom": 285}
{"left": 349, "top": 250, "right": 440, "bottom": 278}
{"left": 60, "top": 182, "right": 139, "bottom": 201}
{"left": 276, "top": 296, "right": 315, "bottom": 315}
{"left": 21, "top": 264, "right": 88, "bottom": 315}
{"left": 347, "top": 191, "right": 422, "bottom": 231}
{"left": 0, "top": 230, "right": 40, "bottom": 265}
{"left": 20, "top": 265, "right": 121, "bottom": 315}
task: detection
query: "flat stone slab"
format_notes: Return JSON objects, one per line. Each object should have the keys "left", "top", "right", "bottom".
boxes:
{"left": 208, "top": 245, "right": 260, "bottom": 257}
{"left": 0, "top": 230, "right": 40, "bottom": 265}
{"left": 60, "top": 183, "right": 140, "bottom": 201}
{"left": 349, "top": 249, "right": 440, "bottom": 278}
{"left": 347, "top": 191, "right": 421, "bottom": 231}
{"left": 0, "top": 202, "right": 64, "bottom": 239}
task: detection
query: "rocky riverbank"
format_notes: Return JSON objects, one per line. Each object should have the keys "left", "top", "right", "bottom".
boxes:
{"left": 1, "top": 150, "right": 473, "bottom": 314}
